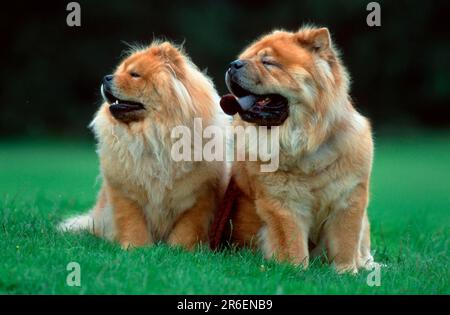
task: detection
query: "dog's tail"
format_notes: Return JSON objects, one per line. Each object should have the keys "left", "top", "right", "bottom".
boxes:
{"left": 57, "top": 214, "right": 94, "bottom": 233}
{"left": 209, "top": 177, "right": 240, "bottom": 250}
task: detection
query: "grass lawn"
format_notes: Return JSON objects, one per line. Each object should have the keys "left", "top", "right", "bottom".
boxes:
{"left": 0, "top": 134, "right": 449, "bottom": 294}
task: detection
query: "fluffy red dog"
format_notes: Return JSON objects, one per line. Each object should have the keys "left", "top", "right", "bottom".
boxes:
{"left": 60, "top": 42, "right": 226, "bottom": 249}
{"left": 218, "top": 26, "right": 376, "bottom": 273}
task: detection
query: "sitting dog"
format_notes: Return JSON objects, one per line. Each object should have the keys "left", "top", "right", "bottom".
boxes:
{"left": 60, "top": 42, "right": 226, "bottom": 249}
{"left": 215, "top": 27, "right": 376, "bottom": 273}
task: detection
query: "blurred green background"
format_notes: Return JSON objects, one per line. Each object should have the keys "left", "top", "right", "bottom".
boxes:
{"left": 1, "top": 0, "right": 450, "bottom": 137}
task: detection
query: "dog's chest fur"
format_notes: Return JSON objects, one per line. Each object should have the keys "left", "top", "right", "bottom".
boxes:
{"left": 95, "top": 113, "right": 207, "bottom": 241}
{"left": 248, "top": 131, "right": 366, "bottom": 243}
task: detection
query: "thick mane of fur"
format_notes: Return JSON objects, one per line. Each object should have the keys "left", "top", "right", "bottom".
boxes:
{"left": 278, "top": 26, "right": 354, "bottom": 156}
{"left": 90, "top": 42, "right": 221, "bottom": 193}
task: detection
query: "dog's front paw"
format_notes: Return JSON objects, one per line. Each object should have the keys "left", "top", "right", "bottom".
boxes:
{"left": 358, "top": 254, "right": 385, "bottom": 270}
{"left": 259, "top": 227, "right": 309, "bottom": 268}
{"left": 334, "top": 263, "right": 358, "bottom": 274}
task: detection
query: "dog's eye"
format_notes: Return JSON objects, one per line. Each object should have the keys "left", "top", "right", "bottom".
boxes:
{"left": 262, "top": 58, "right": 278, "bottom": 67}
{"left": 130, "top": 71, "right": 140, "bottom": 78}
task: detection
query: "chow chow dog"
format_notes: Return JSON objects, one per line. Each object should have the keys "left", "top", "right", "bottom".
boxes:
{"left": 215, "top": 26, "right": 375, "bottom": 273}
{"left": 59, "top": 41, "right": 226, "bottom": 249}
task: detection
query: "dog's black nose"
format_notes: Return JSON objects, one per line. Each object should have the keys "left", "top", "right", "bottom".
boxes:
{"left": 103, "top": 74, "right": 114, "bottom": 85}
{"left": 229, "top": 60, "right": 246, "bottom": 70}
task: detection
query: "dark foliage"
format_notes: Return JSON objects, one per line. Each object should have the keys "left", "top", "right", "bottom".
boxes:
{"left": 1, "top": 0, "right": 449, "bottom": 136}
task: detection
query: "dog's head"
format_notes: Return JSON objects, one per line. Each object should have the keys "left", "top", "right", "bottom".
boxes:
{"left": 101, "top": 42, "right": 216, "bottom": 124}
{"left": 221, "top": 27, "right": 349, "bottom": 129}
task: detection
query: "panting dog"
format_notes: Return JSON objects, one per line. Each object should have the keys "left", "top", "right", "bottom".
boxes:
{"left": 215, "top": 26, "right": 376, "bottom": 273}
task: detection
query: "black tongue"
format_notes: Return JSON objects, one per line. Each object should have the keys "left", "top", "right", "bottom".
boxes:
{"left": 220, "top": 94, "right": 241, "bottom": 115}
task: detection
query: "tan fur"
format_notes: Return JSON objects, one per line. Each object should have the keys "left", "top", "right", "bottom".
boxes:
{"left": 228, "top": 27, "right": 375, "bottom": 272}
{"left": 59, "top": 42, "right": 227, "bottom": 250}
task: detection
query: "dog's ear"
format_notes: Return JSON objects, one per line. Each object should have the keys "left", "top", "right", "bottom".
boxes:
{"left": 296, "top": 27, "right": 332, "bottom": 53}
{"left": 158, "top": 42, "right": 184, "bottom": 66}
{"left": 310, "top": 28, "right": 331, "bottom": 52}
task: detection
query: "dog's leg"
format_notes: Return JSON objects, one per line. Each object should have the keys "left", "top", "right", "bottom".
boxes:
{"left": 229, "top": 193, "right": 263, "bottom": 248}
{"left": 108, "top": 185, "right": 151, "bottom": 248}
{"left": 255, "top": 198, "right": 309, "bottom": 268}
{"left": 168, "top": 189, "right": 216, "bottom": 250}
{"left": 358, "top": 212, "right": 375, "bottom": 269}
{"left": 324, "top": 183, "right": 368, "bottom": 273}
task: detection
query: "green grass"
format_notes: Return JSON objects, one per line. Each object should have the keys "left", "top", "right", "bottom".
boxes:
{"left": 0, "top": 134, "right": 449, "bottom": 294}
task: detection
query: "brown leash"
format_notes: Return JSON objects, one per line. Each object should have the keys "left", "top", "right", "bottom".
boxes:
{"left": 209, "top": 177, "right": 240, "bottom": 250}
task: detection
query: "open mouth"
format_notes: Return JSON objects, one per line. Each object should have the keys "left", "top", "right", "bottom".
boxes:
{"left": 220, "top": 79, "right": 289, "bottom": 126}
{"left": 101, "top": 84, "right": 145, "bottom": 122}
